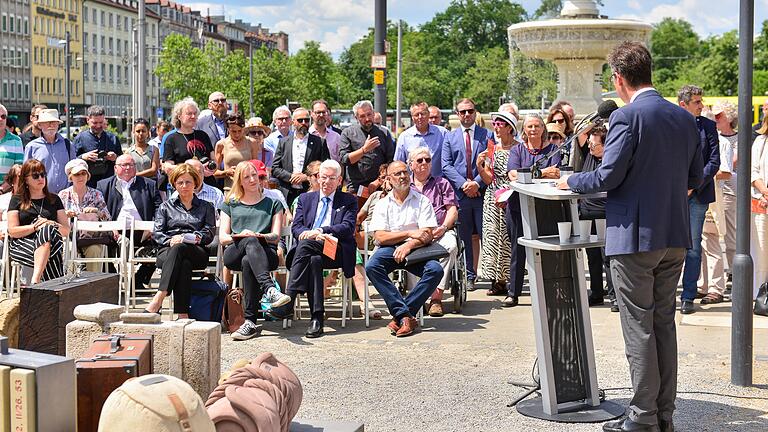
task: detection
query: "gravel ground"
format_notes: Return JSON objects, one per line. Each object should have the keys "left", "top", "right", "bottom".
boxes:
{"left": 220, "top": 290, "right": 768, "bottom": 432}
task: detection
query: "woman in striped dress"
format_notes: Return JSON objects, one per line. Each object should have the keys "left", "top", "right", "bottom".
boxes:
{"left": 7, "top": 159, "right": 70, "bottom": 284}
{"left": 476, "top": 111, "right": 518, "bottom": 295}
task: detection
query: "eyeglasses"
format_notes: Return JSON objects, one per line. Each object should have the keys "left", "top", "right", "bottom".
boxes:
{"left": 389, "top": 170, "right": 409, "bottom": 177}
{"left": 295, "top": 118, "right": 310, "bottom": 124}
{"left": 29, "top": 172, "right": 46, "bottom": 180}
{"left": 552, "top": 118, "right": 566, "bottom": 124}
{"left": 116, "top": 163, "right": 136, "bottom": 169}
{"left": 415, "top": 157, "right": 431, "bottom": 164}
{"left": 492, "top": 121, "right": 510, "bottom": 128}
{"left": 275, "top": 117, "right": 290, "bottom": 122}
{"left": 175, "top": 180, "right": 195, "bottom": 187}
{"left": 458, "top": 109, "right": 475, "bottom": 115}
{"left": 210, "top": 98, "right": 227, "bottom": 104}
{"left": 548, "top": 134, "right": 563, "bottom": 140}
{"left": 319, "top": 175, "right": 338, "bottom": 181}
{"left": 248, "top": 131, "right": 264, "bottom": 137}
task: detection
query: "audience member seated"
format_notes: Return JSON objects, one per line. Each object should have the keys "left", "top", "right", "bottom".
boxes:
{"left": 171, "top": 159, "right": 224, "bottom": 215}
{"left": 58, "top": 159, "right": 112, "bottom": 272}
{"left": 408, "top": 146, "right": 458, "bottom": 317}
{"left": 220, "top": 160, "right": 291, "bottom": 340}
{"left": 127, "top": 118, "right": 160, "bottom": 179}
{"left": 97, "top": 153, "right": 162, "bottom": 288}
{"left": 269, "top": 159, "right": 358, "bottom": 338}
{"left": 364, "top": 161, "right": 444, "bottom": 337}
{"left": 7, "top": 159, "right": 71, "bottom": 283}
{"left": 144, "top": 164, "right": 216, "bottom": 317}
{"left": 0, "top": 164, "right": 22, "bottom": 220}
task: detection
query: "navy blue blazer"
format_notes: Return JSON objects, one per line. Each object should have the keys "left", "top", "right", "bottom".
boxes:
{"left": 96, "top": 175, "right": 162, "bottom": 223}
{"left": 288, "top": 190, "right": 358, "bottom": 278}
{"left": 441, "top": 126, "right": 491, "bottom": 201}
{"left": 567, "top": 90, "right": 704, "bottom": 256}
{"left": 690, "top": 116, "right": 720, "bottom": 204}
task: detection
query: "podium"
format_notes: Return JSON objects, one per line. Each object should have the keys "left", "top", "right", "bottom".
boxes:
{"left": 509, "top": 179, "right": 623, "bottom": 422}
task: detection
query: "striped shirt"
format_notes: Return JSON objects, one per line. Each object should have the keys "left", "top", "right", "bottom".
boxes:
{"left": 0, "top": 132, "right": 24, "bottom": 183}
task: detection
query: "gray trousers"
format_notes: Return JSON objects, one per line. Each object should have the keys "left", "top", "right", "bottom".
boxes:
{"left": 610, "top": 248, "right": 685, "bottom": 425}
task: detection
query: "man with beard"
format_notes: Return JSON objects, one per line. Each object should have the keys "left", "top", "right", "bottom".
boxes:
{"left": 339, "top": 100, "right": 395, "bottom": 195}
{"left": 309, "top": 99, "right": 341, "bottom": 162}
{"left": 74, "top": 105, "right": 122, "bottom": 187}
{"left": 24, "top": 109, "right": 77, "bottom": 194}
{"left": 271, "top": 107, "right": 329, "bottom": 206}
{"left": 197, "top": 91, "right": 229, "bottom": 149}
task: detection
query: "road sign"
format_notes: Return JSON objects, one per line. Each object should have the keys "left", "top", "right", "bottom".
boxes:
{"left": 156, "top": 107, "right": 164, "bottom": 118}
{"left": 373, "top": 70, "right": 385, "bottom": 85}
{"left": 370, "top": 55, "right": 387, "bottom": 69}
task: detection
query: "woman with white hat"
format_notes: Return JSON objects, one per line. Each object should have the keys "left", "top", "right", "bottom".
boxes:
{"left": 58, "top": 159, "right": 112, "bottom": 272}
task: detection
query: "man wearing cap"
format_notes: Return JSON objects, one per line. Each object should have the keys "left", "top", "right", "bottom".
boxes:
{"left": 309, "top": 100, "right": 341, "bottom": 162}
{"left": 394, "top": 101, "right": 446, "bottom": 179}
{"left": 20, "top": 104, "right": 48, "bottom": 147}
{"left": 197, "top": 91, "right": 229, "bottom": 147}
{"left": 268, "top": 159, "right": 358, "bottom": 338}
{"left": 272, "top": 107, "right": 329, "bottom": 207}
{"left": 24, "top": 108, "right": 76, "bottom": 194}
{"left": 441, "top": 98, "right": 490, "bottom": 291}
{"left": 74, "top": 105, "right": 122, "bottom": 187}
{"left": 0, "top": 104, "right": 24, "bottom": 187}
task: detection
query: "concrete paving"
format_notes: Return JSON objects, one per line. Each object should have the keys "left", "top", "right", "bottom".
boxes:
{"left": 220, "top": 287, "right": 768, "bottom": 432}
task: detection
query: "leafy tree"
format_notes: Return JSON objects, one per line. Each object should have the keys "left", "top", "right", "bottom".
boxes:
{"left": 155, "top": 34, "right": 209, "bottom": 104}
{"left": 464, "top": 46, "right": 510, "bottom": 111}
{"left": 289, "top": 41, "right": 341, "bottom": 108}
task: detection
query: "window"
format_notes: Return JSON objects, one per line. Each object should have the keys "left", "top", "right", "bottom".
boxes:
{"left": 46, "top": 78, "right": 49, "bottom": 94}
{"left": 1, "top": 81, "right": 7, "bottom": 98}
{"left": 1, "top": 14, "right": 6, "bottom": 32}
{"left": 116, "top": 66, "right": 121, "bottom": 81}
{"left": 92, "top": 34, "right": 96, "bottom": 53}
{"left": 92, "top": 62, "right": 96, "bottom": 79}
{"left": 16, "top": 83, "right": 21, "bottom": 100}
{"left": 100, "top": 11, "right": 105, "bottom": 27}
{"left": 16, "top": 48, "right": 22, "bottom": 67}
{"left": 117, "top": 14, "right": 121, "bottom": 30}
{"left": 34, "top": 78, "right": 37, "bottom": 95}
{"left": 33, "top": 47, "right": 37, "bottom": 63}
{"left": 92, "top": 9, "right": 96, "bottom": 24}
{"left": 101, "top": 36, "right": 105, "bottom": 53}
{"left": 83, "top": 32, "right": 88, "bottom": 50}
{"left": 83, "top": 6, "right": 88, "bottom": 23}
{"left": 9, "top": 14, "right": 14, "bottom": 33}
{"left": 116, "top": 39, "right": 121, "bottom": 55}
{"left": 23, "top": 50, "right": 28, "bottom": 67}
{"left": 84, "top": 63, "right": 88, "bottom": 80}
{"left": 23, "top": 17, "right": 28, "bottom": 35}
{"left": 101, "top": 63, "right": 105, "bottom": 82}
{"left": 108, "top": 13, "right": 112, "bottom": 27}
{"left": 124, "top": 40, "right": 128, "bottom": 54}
{"left": 108, "top": 37, "right": 113, "bottom": 54}
{"left": 109, "top": 64, "right": 113, "bottom": 82}
{"left": 124, "top": 65, "right": 128, "bottom": 84}
{"left": 33, "top": 16, "right": 37, "bottom": 32}
{"left": 16, "top": 17, "right": 21, "bottom": 34}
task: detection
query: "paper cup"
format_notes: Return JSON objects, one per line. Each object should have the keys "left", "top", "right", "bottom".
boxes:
{"left": 557, "top": 222, "right": 572, "bottom": 243}
{"left": 595, "top": 219, "right": 607, "bottom": 240}
{"left": 579, "top": 220, "right": 592, "bottom": 240}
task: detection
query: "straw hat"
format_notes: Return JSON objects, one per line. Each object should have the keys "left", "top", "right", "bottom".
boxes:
{"left": 244, "top": 117, "right": 271, "bottom": 135}
{"left": 37, "top": 109, "right": 63, "bottom": 124}
{"left": 546, "top": 122, "right": 566, "bottom": 139}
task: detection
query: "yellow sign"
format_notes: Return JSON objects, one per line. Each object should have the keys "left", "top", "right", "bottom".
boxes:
{"left": 373, "top": 70, "right": 385, "bottom": 85}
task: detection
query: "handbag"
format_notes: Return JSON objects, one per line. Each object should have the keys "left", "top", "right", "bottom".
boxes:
{"left": 189, "top": 276, "right": 227, "bottom": 323}
{"left": 223, "top": 288, "right": 245, "bottom": 333}
{"left": 755, "top": 282, "right": 768, "bottom": 317}
{"left": 403, "top": 242, "right": 449, "bottom": 266}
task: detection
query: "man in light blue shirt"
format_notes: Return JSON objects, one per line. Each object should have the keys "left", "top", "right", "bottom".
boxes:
{"left": 264, "top": 105, "right": 293, "bottom": 154}
{"left": 394, "top": 102, "right": 446, "bottom": 178}
{"left": 24, "top": 109, "right": 76, "bottom": 194}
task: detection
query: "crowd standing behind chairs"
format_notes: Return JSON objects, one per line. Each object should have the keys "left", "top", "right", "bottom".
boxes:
{"left": 1, "top": 83, "right": 766, "bottom": 339}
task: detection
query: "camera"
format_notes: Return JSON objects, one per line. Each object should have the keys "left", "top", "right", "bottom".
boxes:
{"left": 97, "top": 150, "right": 107, "bottom": 160}
{"left": 198, "top": 157, "right": 217, "bottom": 171}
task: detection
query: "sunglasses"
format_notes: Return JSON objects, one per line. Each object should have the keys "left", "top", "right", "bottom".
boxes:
{"left": 248, "top": 130, "right": 265, "bottom": 137}
{"left": 29, "top": 172, "right": 46, "bottom": 180}
{"left": 210, "top": 98, "right": 227, "bottom": 104}
{"left": 552, "top": 118, "right": 566, "bottom": 124}
{"left": 492, "top": 121, "right": 510, "bottom": 128}
{"left": 458, "top": 109, "right": 475, "bottom": 115}
{"left": 295, "top": 118, "right": 310, "bottom": 124}
{"left": 415, "top": 157, "right": 431, "bottom": 164}
{"left": 548, "top": 134, "right": 563, "bottom": 140}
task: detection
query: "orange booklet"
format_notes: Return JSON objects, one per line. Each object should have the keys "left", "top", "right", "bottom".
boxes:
{"left": 752, "top": 198, "right": 768, "bottom": 214}
{"left": 323, "top": 235, "right": 339, "bottom": 259}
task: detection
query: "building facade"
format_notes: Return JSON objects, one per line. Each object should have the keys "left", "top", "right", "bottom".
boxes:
{"left": 30, "top": 0, "right": 84, "bottom": 116}
{"left": 82, "top": 0, "right": 160, "bottom": 119}
{"left": 1, "top": 0, "right": 33, "bottom": 123}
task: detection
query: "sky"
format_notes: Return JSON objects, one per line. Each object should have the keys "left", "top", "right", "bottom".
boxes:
{"left": 184, "top": 0, "right": 768, "bottom": 58}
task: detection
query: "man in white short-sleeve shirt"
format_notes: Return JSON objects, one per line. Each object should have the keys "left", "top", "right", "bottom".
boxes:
{"left": 365, "top": 161, "right": 444, "bottom": 337}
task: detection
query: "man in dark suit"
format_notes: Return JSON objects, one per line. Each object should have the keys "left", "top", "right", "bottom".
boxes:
{"left": 269, "top": 159, "right": 357, "bottom": 338}
{"left": 677, "top": 85, "right": 720, "bottom": 314}
{"left": 557, "top": 42, "right": 703, "bottom": 432}
{"left": 440, "top": 98, "right": 490, "bottom": 291}
{"left": 97, "top": 153, "right": 163, "bottom": 288}
{"left": 271, "top": 107, "right": 329, "bottom": 207}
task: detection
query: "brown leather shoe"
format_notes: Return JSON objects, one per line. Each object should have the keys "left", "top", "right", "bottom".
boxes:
{"left": 486, "top": 281, "right": 507, "bottom": 296}
{"left": 386, "top": 319, "right": 400, "bottom": 335}
{"left": 428, "top": 301, "right": 444, "bottom": 317}
{"left": 396, "top": 317, "right": 418, "bottom": 337}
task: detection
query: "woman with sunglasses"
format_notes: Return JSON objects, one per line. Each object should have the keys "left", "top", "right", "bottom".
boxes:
{"left": 476, "top": 111, "right": 518, "bottom": 297}
{"left": 220, "top": 160, "right": 290, "bottom": 340}
{"left": 7, "top": 159, "right": 70, "bottom": 284}
{"left": 244, "top": 117, "right": 273, "bottom": 169}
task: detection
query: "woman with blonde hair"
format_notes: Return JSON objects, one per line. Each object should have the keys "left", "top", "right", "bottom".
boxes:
{"left": 145, "top": 163, "right": 216, "bottom": 317}
{"left": 220, "top": 160, "right": 290, "bottom": 340}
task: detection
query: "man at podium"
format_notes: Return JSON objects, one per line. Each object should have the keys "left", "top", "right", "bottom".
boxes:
{"left": 556, "top": 41, "right": 703, "bottom": 432}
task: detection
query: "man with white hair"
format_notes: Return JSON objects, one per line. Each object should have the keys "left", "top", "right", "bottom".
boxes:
{"left": 264, "top": 105, "right": 292, "bottom": 154}
{"left": 269, "top": 159, "right": 358, "bottom": 338}
{"left": 197, "top": 91, "right": 229, "bottom": 147}
{"left": 24, "top": 108, "right": 76, "bottom": 194}
{"left": 339, "top": 100, "right": 396, "bottom": 194}
{"left": 0, "top": 104, "right": 24, "bottom": 186}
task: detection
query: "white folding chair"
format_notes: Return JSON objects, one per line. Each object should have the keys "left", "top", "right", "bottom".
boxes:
{"left": 127, "top": 219, "right": 157, "bottom": 309}
{"left": 70, "top": 218, "right": 127, "bottom": 303}
{"left": 0, "top": 221, "right": 9, "bottom": 297}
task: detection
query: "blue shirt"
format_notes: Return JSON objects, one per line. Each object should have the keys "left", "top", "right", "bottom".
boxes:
{"left": 214, "top": 117, "right": 226, "bottom": 142}
{"left": 264, "top": 129, "right": 292, "bottom": 154}
{"left": 73, "top": 129, "right": 122, "bottom": 186}
{"left": 24, "top": 134, "right": 77, "bottom": 194}
{"left": 394, "top": 124, "right": 446, "bottom": 178}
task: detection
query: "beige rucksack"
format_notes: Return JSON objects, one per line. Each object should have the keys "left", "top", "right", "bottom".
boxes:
{"left": 98, "top": 374, "right": 215, "bottom": 432}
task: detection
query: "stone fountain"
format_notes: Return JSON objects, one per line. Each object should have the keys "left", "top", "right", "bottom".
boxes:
{"left": 507, "top": 0, "right": 652, "bottom": 114}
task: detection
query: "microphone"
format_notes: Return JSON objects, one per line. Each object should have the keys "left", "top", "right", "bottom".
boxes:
{"left": 531, "top": 100, "right": 619, "bottom": 178}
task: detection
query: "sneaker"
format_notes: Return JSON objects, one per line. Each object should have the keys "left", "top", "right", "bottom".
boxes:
{"left": 264, "top": 288, "right": 291, "bottom": 308}
{"left": 232, "top": 320, "right": 261, "bottom": 341}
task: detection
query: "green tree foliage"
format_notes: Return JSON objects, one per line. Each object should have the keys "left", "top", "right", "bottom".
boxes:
{"left": 155, "top": 34, "right": 209, "bottom": 104}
